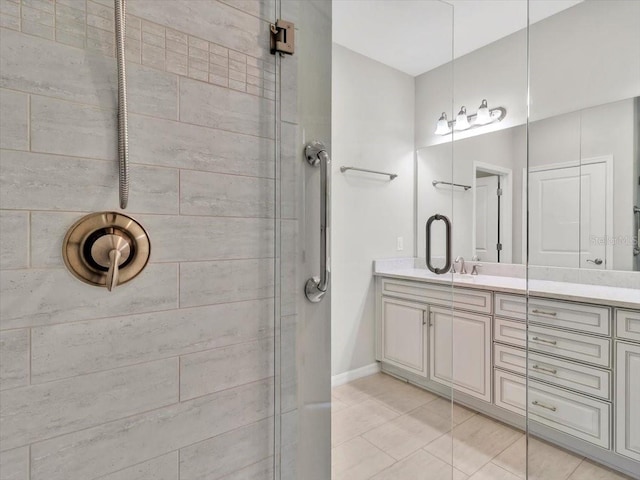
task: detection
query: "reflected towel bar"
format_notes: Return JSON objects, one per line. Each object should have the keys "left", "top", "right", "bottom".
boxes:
{"left": 432, "top": 180, "right": 471, "bottom": 191}
{"left": 634, "top": 206, "right": 640, "bottom": 256}
{"left": 340, "top": 166, "right": 397, "bottom": 180}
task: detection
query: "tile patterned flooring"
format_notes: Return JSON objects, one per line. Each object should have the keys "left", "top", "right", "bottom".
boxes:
{"left": 331, "top": 373, "right": 634, "bottom": 480}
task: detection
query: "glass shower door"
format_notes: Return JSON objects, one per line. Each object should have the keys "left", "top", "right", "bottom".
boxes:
{"left": 278, "top": 1, "right": 459, "bottom": 479}
{"left": 275, "top": 1, "right": 332, "bottom": 479}
{"left": 526, "top": 1, "right": 640, "bottom": 478}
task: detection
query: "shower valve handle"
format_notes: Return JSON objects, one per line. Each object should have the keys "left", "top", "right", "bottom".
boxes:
{"left": 89, "top": 231, "right": 132, "bottom": 292}
{"left": 106, "top": 249, "right": 121, "bottom": 292}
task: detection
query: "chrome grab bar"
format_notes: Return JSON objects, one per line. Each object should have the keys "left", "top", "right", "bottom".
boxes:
{"left": 634, "top": 206, "right": 639, "bottom": 256}
{"left": 304, "top": 141, "right": 331, "bottom": 303}
{"left": 425, "top": 214, "right": 452, "bottom": 274}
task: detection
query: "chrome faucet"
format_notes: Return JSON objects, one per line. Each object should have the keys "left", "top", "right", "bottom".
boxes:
{"left": 454, "top": 256, "right": 467, "bottom": 274}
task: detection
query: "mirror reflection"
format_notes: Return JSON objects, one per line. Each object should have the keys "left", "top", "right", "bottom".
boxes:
{"left": 418, "top": 98, "right": 638, "bottom": 272}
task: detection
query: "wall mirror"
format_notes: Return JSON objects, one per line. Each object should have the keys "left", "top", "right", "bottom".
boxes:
{"left": 417, "top": 0, "right": 639, "bottom": 272}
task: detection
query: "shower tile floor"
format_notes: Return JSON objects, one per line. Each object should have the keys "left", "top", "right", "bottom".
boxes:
{"left": 331, "top": 373, "right": 634, "bottom": 480}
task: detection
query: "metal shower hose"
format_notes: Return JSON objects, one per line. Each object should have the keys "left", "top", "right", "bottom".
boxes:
{"left": 115, "top": 0, "right": 129, "bottom": 209}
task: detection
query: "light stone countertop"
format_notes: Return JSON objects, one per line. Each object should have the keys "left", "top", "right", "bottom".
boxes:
{"left": 374, "top": 263, "right": 640, "bottom": 310}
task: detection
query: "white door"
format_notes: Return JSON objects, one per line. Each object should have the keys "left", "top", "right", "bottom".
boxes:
{"left": 475, "top": 175, "right": 500, "bottom": 262}
{"left": 529, "top": 162, "right": 607, "bottom": 268}
{"left": 429, "top": 306, "right": 492, "bottom": 402}
{"left": 616, "top": 341, "right": 640, "bottom": 461}
{"left": 381, "top": 297, "right": 428, "bottom": 377}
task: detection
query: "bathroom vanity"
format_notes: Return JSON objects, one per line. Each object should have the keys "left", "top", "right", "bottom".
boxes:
{"left": 374, "top": 260, "right": 640, "bottom": 477}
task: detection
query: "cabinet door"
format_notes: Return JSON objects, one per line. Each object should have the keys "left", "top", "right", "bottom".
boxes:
{"left": 616, "top": 341, "right": 640, "bottom": 461}
{"left": 430, "top": 306, "right": 491, "bottom": 402}
{"left": 381, "top": 297, "right": 427, "bottom": 377}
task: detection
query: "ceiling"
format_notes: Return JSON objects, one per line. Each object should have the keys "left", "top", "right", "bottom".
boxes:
{"left": 333, "top": 0, "right": 583, "bottom": 76}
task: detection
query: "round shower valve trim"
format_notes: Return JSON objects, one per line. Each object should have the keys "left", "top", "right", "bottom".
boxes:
{"left": 62, "top": 212, "right": 151, "bottom": 291}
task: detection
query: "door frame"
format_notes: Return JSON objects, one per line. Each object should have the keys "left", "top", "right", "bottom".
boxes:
{"left": 472, "top": 161, "right": 513, "bottom": 263}
{"left": 522, "top": 155, "right": 614, "bottom": 269}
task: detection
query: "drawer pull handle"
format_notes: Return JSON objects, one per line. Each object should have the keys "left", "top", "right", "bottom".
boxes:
{"left": 532, "top": 364, "right": 557, "bottom": 375}
{"left": 531, "top": 336, "right": 557, "bottom": 345}
{"left": 532, "top": 400, "right": 557, "bottom": 412}
{"left": 531, "top": 309, "right": 557, "bottom": 316}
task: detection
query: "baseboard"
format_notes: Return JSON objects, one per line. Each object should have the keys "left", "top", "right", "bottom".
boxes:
{"left": 331, "top": 362, "right": 381, "bottom": 388}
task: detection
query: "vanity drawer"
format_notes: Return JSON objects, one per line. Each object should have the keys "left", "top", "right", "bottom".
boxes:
{"left": 494, "top": 369, "right": 611, "bottom": 449}
{"left": 494, "top": 294, "right": 610, "bottom": 336}
{"left": 493, "top": 343, "right": 611, "bottom": 400}
{"left": 380, "top": 278, "right": 492, "bottom": 314}
{"left": 493, "top": 318, "right": 611, "bottom": 368}
{"left": 616, "top": 309, "right": 640, "bottom": 342}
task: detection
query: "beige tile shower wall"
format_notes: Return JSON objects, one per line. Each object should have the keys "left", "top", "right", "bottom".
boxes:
{"left": 0, "top": 1, "right": 283, "bottom": 479}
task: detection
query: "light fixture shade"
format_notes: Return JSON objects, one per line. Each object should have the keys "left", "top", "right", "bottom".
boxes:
{"left": 434, "top": 112, "right": 451, "bottom": 135}
{"left": 475, "top": 99, "right": 492, "bottom": 125}
{"left": 454, "top": 106, "right": 470, "bottom": 131}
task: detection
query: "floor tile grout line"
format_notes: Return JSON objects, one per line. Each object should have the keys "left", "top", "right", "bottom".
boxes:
{"left": 332, "top": 435, "right": 395, "bottom": 478}
{"left": 565, "top": 457, "right": 587, "bottom": 480}
{"left": 487, "top": 460, "right": 525, "bottom": 479}
{"left": 333, "top": 374, "right": 565, "bottom": 480}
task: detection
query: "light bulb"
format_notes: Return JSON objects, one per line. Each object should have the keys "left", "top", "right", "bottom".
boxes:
{"left": 454, "top": 106, "right": 470, "bottom": 131}
{"left": 434, "top": 112, "right": 451, "bottom": 135}
{"left": 475, "top": 99, "right": 492, "bottom": 125}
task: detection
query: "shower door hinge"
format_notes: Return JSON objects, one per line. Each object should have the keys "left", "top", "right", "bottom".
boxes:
{"left": 270, "top": 19, "right": 295, "bottom": 56}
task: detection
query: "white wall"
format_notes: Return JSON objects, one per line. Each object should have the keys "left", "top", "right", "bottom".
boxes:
{"left": 331, "top": 44, "right": 415, "bottom": 376}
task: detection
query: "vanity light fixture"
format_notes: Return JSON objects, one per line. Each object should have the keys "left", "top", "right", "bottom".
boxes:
{"left": 434, "top": 99, "right": 507, "bottom": 135}
{"left": 435, "top": 112, "right": 452, "bottom": 135}
{"left": 475, "top": 99, "right": 492, "bottom": 125}
{"left": 454, "top": 106, "right": 470, "bottom": 130}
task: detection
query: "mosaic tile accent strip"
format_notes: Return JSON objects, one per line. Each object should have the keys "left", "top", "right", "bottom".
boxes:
{"left": 7, "top": 0, "right": 276, "bottom": 99}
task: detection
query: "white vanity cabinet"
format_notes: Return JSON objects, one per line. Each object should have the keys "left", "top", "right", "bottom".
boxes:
{"left": 429, "top": 307, "right": 491, "bottom": 402}
{"left": 376, "top": 278, "right": 493, "bottom": 401}
{"left": 492, "top": 294, "right": 614, "bottom": 449}
{"left": 375, "top": 274, "right": 640, "bottom": 477}
{"left": 616, "top": 341, "right": 640, "bottom": 461}
{"left": 379, "top": 297, "right": 428, "bottom": 377}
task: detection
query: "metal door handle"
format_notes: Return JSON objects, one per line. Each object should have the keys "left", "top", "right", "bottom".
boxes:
{"left": 425, "top": 214, "right": 452, "bottom": 274}
{"left": 532, "top": 400, "right": 557, "bottom": 412}
{"left": 531, "top": 309, "right": 557, "bottom": 316}
{"left": 304, "top": 141, "right": 331, "bottom": 303}
{"left": 586, "top": 258, "right": 603, "bottom": 265}
{"left": 531, "top": 336, "right": 557, "bottom": 346}
{"left": 531, "top": 364, "right": 557, "bottom": 375}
